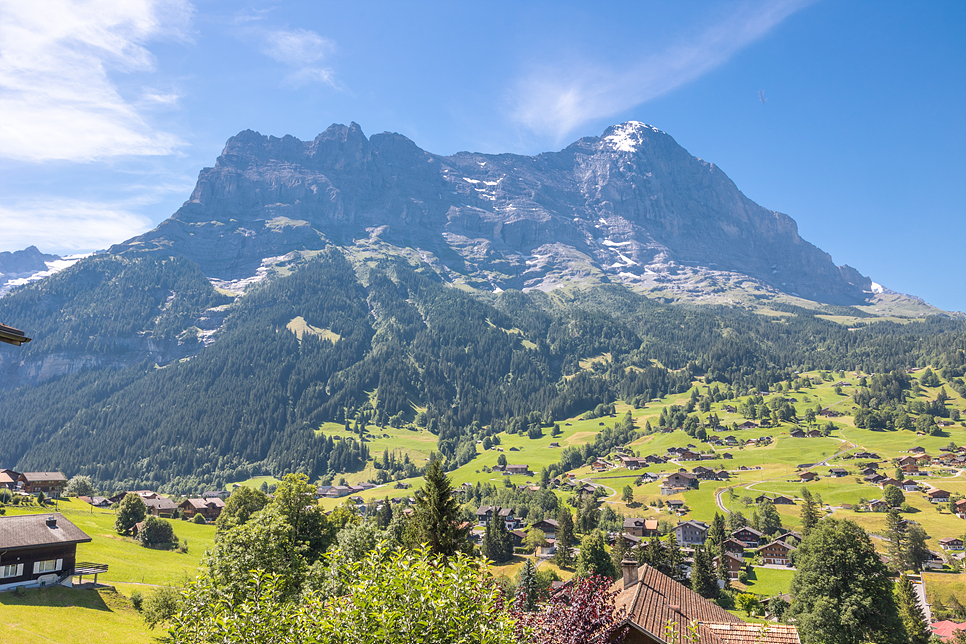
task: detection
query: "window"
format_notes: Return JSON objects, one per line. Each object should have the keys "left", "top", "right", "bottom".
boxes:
{"left": 36, "top": 559, "right": 57, "bottom": 573}
{"left": 1, "top": 564, "right": 18, "bottom": 578}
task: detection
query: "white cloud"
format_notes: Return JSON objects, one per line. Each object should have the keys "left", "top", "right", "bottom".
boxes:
{"left": 0, "top": 199, "right": 155, "bottom": 254}
{"left": 260, "top": 28, "right": 338, "bottom": 88}
{"left": 508, "top": 0, "right": 814, "bottom": 142}
{"left": 0, "top": 0, "right": 194, "bottom": 162}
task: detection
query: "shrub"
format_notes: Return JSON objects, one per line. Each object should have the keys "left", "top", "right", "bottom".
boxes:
{"left": 130, "top": 590, "right": 144, "bottom": 611}
{"left": 142, "top": 587, "right": 181, "bottom": 629}
{"left": 136, "top": 516, "right": 179, "bottom": 548}
{"left": 192, "top": 513, "right": 207, "bottom": 524}
{"left": 737, "top": 571, "right": 748, "bottom": 584}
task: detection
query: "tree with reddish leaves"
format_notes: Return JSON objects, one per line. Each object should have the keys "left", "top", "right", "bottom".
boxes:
{"left": 513, "top": 574, "right": 628, "bottom": 644}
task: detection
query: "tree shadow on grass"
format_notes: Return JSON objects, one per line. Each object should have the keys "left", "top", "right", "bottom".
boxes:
{"left": 0, "top": 585, "right": 113, "bottom": 612}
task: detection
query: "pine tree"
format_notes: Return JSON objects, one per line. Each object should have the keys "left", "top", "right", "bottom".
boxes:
{"left": 896, "top": 574, "right": 930, "bottom": 644}
{"left": 707, "top": 513, "right": 726, "bottom": 556}
{"left": 690, "top": 545, "right": 718, "bottom": 599}
{"left": 884, "top": 509, "right": 907, "bottom": 572}
{"left": 375, "top": 496, "right": 393, "bottom": 529}
{"left": 516, "top": 558, "right": 537, "bottom": 612}
{"left": 800, "top": 487, "right": 820, "bottom": 536}
{"left": 553, "top": 507, "right": 575, "bottom": 568}
{"left": 413, "top": 459, "right": 469, "bottom": 557}
{"left": 716, "top": 551, "right": 731, "bottom": 591}
{"left": 610, "top": 533, "right": 630, "bottom": 576}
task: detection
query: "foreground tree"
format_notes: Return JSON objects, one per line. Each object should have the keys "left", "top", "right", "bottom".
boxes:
{"left": 215, "top": 486, "right": 269, "bottom": 532}
{"left": 203, "top": 506, "right": 307, "bottom": 601}
{"left": 791, "top": 518, "right": 906, "bottom": 644}
{"left": 553, "top": 507, "right": 576, "bottom": 568}
{"left": 169, "top": 544, "right": 518, "bottom": 644}
{"left": 115, "top": 493, "right": 147, "bottom": 535}
{"left": 273, "top": 473, "right": 331, "bottom": 562}
{"left": 513, "top": 574, "right": 628, "bottom": 644}
{"left": 483, "top": 516, "right": 513, "bottom": 564}
{"left": 412, "top": 460, "right": 470, "bottom": 557}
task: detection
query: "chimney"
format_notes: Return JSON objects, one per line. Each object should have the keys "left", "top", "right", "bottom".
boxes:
{"left": 46, "top": 516, "right": 57, "bottom": 528}
{"left": 622, "top": 559, "right": 639, "bottom": 589}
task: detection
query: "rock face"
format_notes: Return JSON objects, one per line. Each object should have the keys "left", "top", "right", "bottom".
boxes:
{"left": 111, "top": 121, "right": 871, "bottom": 304}
{"left": 0, "top": 246, "right": 57, "bottom": 277}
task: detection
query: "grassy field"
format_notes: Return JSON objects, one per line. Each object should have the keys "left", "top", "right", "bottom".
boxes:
{"left": 5, "top": 499, "right": 215, "bottom": 587}
{"left": 739, "top": 566, "right": 796, "bottom": 597}
{"left": 0, "top": 586, "right": 153, "bottom": 644}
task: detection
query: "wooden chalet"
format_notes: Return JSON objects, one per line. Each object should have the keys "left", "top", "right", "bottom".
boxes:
{"left": 757, "top": 540, "right": 795, "bottom": 566}
{"left": 623, "top": 518, "right": 659, "bottom": 538}
{"left": 529, "top": 519, "right": 558, "bottom": 540}
{"left": 663, "top": 472, "right": 698, "bottom": 490}
{"left": 928, "top": 489, "right": 951, "bottom": 504}
{"left": 618, "top": 456, "right": 648, "bottom": 470}
{"left": 828, "top": 468, "right": 848, "bottom": 478}
{"left": 612, "top": 561, "right": 800, "bottom": 643}
{"left": 954, "top": 499, "right": 966, "bottom": 514}
{"left": 17, "top": 472, "right": 67, "bottom": 498}
{"left": 143, "top": 496, "right": 178, "bottom": 518}
{"left": 731, "top": 527, "right": 763, "bottom": 548}
{"left": 0, "top": 514, "right": 94, "bottom": 591}
{"left": 798, "top": 471, "right": 818, "bottom": 482}
{"left": 939, "top": 537, "right": 964, "bottom": 551}
{"left": 674, "top": 520, "right": 708, "bottom": 546}
{"left": 713, "top": 551, "right": 745, "bottom": 579}
{"left": 789, "top": 430, "right": 806, "bottom": 438}
{"left": 178, "top": 497, "right": 225, "bottom": 521}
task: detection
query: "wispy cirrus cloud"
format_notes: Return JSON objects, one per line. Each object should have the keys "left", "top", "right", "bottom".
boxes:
{"left": 261, "top": 28, "right": 337, "bottom": 87}
{"left": 0, "top": 0, "right": 194, "bottom": 162}
{"left": 508, "top": 0, "right": 814, "bottom": 142}
{"left": 0, "top": 199, "right": 155, "bottom": 254}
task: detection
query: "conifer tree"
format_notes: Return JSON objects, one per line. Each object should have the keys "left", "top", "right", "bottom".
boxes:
{"left": 707, "top": 512, "right": 726, "bottom": 555}
{"left": 610, "top": 533, "right": 630, "bottom": 577}
{"left": 553, "top": 508, "right": 575, "bottom": 568}
{"left": 800, "top": 487, "right": 820, "bottom": 537}
{"left": 516, "top": 558, "right": 537, "bottom": 612}
{"left": 375, "top": 496, "right": 393, "bottom": 529}
{"left": 690, "top": 545, "right": 718, "bottom": 599}
{"left": 413, "top": 459, "right": 469, "bottom": 557}
{"left": 896, "top": 574, "right": 930, "bottom": 644}
{"left": 715, "top": 551, "right": 731, "bottom": 591}
{"left": 884, "top": 509, "right": 907, "bottom": 572}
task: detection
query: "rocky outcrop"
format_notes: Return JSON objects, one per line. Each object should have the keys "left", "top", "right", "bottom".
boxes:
{"left": 111, "top": 121, "right": 873, "bottom": 304}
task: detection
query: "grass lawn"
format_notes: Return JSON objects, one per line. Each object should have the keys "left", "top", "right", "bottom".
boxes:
{"left": 739, "top": 566, "right": 796, "bottom": 598}
{"left": 5, "top": 500, "right": 215, "bottom": 587}
{"left": 924, "top": 571, "right": 966, "bottom": 607}
{"left": 0, "top": 586, "right": 152, "bottom": 644}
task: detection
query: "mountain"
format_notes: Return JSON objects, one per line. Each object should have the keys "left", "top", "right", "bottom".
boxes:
{"left": 109, "top": 121, "right": 873, "bottom": 305}
{"left": 1, "top": 121, "right": 962, "bottom": 493}
{"left": 0, "top": 246, "right": 75, "bottom": 297}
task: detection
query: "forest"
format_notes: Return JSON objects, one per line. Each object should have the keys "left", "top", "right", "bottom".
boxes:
{"left": 0, "top": 248, "right": 964, "bottom": 493}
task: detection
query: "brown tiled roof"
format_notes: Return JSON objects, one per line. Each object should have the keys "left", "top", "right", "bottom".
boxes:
{"left": 705, "top": 623, "right": 801, "bottom": 644}
{"left": 20, "top": 471, "right": 67, "bottom": 482}
{"left": 143, "top": 496, "right": 178, "bottom": 511}
{"left": 611, "top": 564, "right": 744, "bottom": 643}
{"left": 0, "top": 513, "right": 91, "bottom": 550}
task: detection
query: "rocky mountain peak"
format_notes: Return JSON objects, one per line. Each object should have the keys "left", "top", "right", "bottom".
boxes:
{"left": 112, "top": 121, "right": 874, "bottom": 304}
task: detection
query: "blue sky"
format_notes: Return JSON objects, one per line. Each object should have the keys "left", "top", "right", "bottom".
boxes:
{"left": 0, "top": 0, "right": 963, "bottom": 311}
